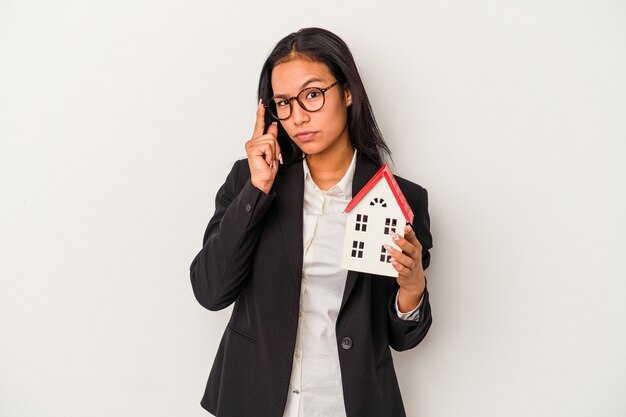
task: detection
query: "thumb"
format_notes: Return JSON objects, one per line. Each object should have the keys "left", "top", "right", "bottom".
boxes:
{"left": 267, "top": 122, "right": 282, "bottom": 164}
{"left": 267, "top": 121, "right": 278, "bottom": 137}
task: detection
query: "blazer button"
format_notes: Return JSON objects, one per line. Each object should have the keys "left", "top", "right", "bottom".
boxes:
{"left": 341, "top": 337, "right": 353, "bottom": 350}
{"left": 245, "top": 203, "right": 252, "bottom": 213}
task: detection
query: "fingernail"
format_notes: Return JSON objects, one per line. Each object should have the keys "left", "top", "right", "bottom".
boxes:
{"left": 258, "top": 98, "right": 262, "bottom": 106}
{"left": 279, "top": 153, "right": 283, "bottom": 165}
{"left": 391, "top": 232, "right": 399, "bottom": 241}
{"left": 405, "top": 224, "right": 413, "bottom": 232}
{"left": 385, "top": 245, "right": 396, "bottom": 254}
{"left": 272, "top": 121, "right": 277, "bottom": 126}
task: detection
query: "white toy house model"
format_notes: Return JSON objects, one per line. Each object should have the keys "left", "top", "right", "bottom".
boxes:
{"left": 340, "top": 165, "right": 414, "bottom": 277}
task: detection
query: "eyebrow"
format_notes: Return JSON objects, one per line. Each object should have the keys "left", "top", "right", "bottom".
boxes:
{"left": 273, "top": 77, "right": 325, "bottom": 97}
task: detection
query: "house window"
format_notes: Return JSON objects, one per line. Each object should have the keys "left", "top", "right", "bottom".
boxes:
{"left": 369, "top": 197, "right": 387, "bottom": 207}
{"left": 383, "top": 218, "right": 398, "bottom": 235}
{"left": 355, "top": 214, "right": 368, "bottom": 232}
{"left": 351, "top": 240, "right": 364, "bottom": 258}
{"left": 380, "top": 245, "right": 392, "bottom": 263}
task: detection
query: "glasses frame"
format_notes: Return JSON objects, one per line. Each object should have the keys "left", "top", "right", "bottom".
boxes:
{"left": 264, "top": 81, "right": 339, "bottom": 120}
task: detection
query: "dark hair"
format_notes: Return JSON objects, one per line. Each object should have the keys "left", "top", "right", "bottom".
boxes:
{"left": 257, "top": 27, "right": 391, "bottom": 166}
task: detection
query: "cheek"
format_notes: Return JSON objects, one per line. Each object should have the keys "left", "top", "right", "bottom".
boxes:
{"left": 279, "top": 121, "right": 298, "bottom": 140}
{"left": 327, "top": 105, "right": 349, "bottom": 128}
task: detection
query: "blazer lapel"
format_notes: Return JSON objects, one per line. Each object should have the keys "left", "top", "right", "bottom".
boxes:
{"left": 273, "top": 160, "right": 305, "bottom": 291}
{"left": 273, "top": 153, "right": 381, "bottom": 307}
{"left": 340, "top": 152, "right": 381, "bottom": 312}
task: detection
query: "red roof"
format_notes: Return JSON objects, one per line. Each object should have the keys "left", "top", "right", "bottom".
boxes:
{"left": 344, "top": 165, "right": 414, "bottom": 223}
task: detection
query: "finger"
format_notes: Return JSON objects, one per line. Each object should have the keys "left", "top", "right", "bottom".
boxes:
{"left": 263, "top": 141, "right": 275, "bottom": 166}
{"left": 256, "top": 122, "right": 279, "bottom": 165}
{"left": 403, "top": 224, "right": 422, "bottom": 251}
{"left": 252, "top": 99, "right": 266, "bottom": 139}
{"left": 250, "top": 139, "right": 275, "bottom": 166}
{"left": 385, "top": 245, "right": 415, "bottom": 271}
{"left": 390, "top": 257, "right": 412, "bottom": 276}
{"left": 267, "top": 121, "right": 278, "bottom": 137}
{"left": 390, "top": 232, "right": 419, "bottom": 259}
{"left": 266, "top": 122, "right": 282, "bottom": 163}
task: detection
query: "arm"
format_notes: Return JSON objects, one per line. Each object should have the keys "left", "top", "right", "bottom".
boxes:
{"left": 190, "top": 101, "right": 281, "bottom": 311}
{"left": 189, "top": 160, "right": 275, "bottom": 311}
{"left": 394, "top": 290, "right": 424, "bottom": 321}
{"left": 386, "top": 187, "right": 433, "bottom": 351}
{"left": 387, "top": 285, "right": 432, "bottom": 351}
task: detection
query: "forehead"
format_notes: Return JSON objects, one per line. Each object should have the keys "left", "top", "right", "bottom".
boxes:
{"left": 271, "top": 59, "right": 334, "bottom": 94}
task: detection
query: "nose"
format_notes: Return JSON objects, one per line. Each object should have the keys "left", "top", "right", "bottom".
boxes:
{"left": 290, "top": 99, "right": 310, "bottom": 125}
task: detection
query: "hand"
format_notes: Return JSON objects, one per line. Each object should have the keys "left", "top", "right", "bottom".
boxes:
{"left": 385, "top": 224, "right": 426, "bottom": 313}
{"left": 245, "top": 100, "right": 282, "bottom": 194}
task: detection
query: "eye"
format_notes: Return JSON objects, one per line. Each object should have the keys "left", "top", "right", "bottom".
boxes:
{"left": 305, "top": 89, "right": 322, "bottom": 100}
{"left": 274, "top": 98, "right": 289, "bottom": 107}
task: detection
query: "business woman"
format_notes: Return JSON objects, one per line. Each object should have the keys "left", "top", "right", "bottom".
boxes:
{"left": 190, "top": 27, "right": 433, "bottom": 417}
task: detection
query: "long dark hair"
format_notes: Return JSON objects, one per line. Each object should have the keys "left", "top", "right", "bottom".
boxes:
{"left": 257, "top": 27, "right": 391, "bottom": 166}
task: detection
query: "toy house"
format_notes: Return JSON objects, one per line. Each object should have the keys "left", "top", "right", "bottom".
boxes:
{"left": 340, "top": 165, "right": 414, "bottom": 277}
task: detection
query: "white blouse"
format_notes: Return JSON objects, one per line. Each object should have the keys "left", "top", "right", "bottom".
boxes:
{"left": 282, "top": 150, "right": 420, "bottom": 417}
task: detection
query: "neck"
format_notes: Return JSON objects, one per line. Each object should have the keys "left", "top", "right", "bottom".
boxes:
{"left": 306, "top": 140, "right": 354, "bottom": 190}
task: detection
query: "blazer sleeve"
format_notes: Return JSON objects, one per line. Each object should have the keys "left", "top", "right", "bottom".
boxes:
{"left": 387, "top": 187, "right": 433, "bottom": 351}
{"left": 189, "top": 160, "right": 276, "bottom": 311}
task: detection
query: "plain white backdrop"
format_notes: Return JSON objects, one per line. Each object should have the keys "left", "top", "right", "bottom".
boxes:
{"left": 1, "top": 1, "right": 625, "bottom": 416}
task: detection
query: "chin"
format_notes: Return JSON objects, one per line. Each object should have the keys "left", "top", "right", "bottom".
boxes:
{"left": 296, "top": 142, "right": 328, "bottom": 156}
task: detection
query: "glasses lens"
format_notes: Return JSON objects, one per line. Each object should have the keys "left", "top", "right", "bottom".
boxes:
{"left": 298, "top": 88, "right": 324, "bottom": 112}
{"left": 268, "top": 87, "right": 326, "bottom": 120}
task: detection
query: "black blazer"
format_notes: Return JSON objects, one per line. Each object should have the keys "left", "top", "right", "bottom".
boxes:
{"left": 190, "top": 151, "right": 433, "bottom": 417}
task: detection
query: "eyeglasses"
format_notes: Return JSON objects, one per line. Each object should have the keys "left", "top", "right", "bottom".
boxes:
{"left": 265, "top": 81, "right": 339, "bottom": 120}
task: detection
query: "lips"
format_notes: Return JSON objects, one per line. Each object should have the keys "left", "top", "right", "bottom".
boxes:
{"left": 295, "top": 131, "right": 316, "bottom": 141}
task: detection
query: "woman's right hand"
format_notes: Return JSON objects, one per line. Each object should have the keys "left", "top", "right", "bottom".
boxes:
{"left": 245, "top": 100, "right": 282, "bottom": 194}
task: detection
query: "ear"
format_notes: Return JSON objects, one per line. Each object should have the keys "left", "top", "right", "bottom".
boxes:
{"left": 344, "top": 88, "right": 352, "bottom": 107}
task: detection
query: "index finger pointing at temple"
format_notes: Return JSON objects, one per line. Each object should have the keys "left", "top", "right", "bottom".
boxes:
{"left": 252, "top": 99, "right": 266, "bottom": 140}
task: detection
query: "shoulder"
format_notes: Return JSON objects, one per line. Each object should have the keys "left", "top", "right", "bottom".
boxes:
{"left": 393, "top": 174, "right": 427, "bottom": 194}
{"left": 221, "top": 158, "right": 251, "bottom": 191}
{"left": 393, "top": 173, "right": 428, "bottom": 208}
{"left": 233, "top": 158, "right": 251, "bottom": 177}
{"left": 355, "top": 152, "right": 428, "bottom": 209}
{"left": 392, "top": 171, "right": 432, "bottom": 253}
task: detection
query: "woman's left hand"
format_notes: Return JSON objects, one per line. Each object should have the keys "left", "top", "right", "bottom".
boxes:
{"left": 385, "top": 224, "right": 425, "bottom": 312}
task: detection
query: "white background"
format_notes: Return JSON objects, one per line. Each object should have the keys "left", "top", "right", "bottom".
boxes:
{"left": 1, "top": 1, "right": 625, "bottom": 416}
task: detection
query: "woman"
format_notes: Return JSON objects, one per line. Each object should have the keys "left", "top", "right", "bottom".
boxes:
{"left": 190, "top": 27, "right": 433, "bottom": 417}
